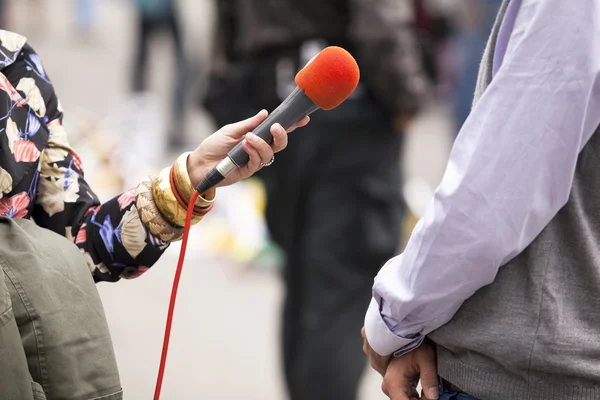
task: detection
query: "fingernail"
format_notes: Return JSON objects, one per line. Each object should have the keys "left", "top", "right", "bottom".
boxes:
{"left": 426, "top": 387, "right": 439, "bottom": 399}
{"left": 246, "top": 133, "right": 259, "bottom": 143}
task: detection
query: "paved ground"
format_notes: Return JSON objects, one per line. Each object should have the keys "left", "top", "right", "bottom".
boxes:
{"left": 6, "top": 1, "right": 453, "bottom": 398}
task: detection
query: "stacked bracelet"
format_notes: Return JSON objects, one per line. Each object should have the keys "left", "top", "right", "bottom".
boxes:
{"left": 136, "top": 180, "right": 185, "bottom": 242}
{"left": 169, "top": 163, "right": 214, "bottom": 217}
{"left": 136, "top": 153, "right": 218, "bottom": 241}
{"left": 172, "top": 152, "right": 216, "bottom": 208}
{"left": 151, "top": 153, "right": 217, "bottom": 227}
{"left": 152, "top": 167, "right": 204, "bottom": 228}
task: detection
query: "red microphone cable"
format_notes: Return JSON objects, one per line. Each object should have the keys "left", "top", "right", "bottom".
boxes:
{"left": 153, "top": 189, "right": 200, "bottom": 400}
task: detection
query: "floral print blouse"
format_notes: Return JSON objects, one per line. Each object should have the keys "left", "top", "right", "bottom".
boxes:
{"left": 0, "top": 30, "right": 167, "bottom": 282}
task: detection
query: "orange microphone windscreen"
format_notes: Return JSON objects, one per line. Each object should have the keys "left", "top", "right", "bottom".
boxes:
{"left": 294, "top": 46, "right": 360, "bottom": 111}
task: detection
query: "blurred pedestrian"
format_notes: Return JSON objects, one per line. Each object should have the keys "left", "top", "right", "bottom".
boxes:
{"left": 75, "top": 0, "right": 97, "bottom": 38}
{"left": 451, "top": 0, "right": 502, "bottom": 132}
{"left": 131, "top": 0, "right": 187, "bottom": 148}
{"left": 203, "top": 1, "right": 429, "bottom": 399}
{"left": 412, "top": 0, "right": 454, "bottom": 87}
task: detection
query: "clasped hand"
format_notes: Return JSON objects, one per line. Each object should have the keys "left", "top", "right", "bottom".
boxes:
{"left": 361, "top": 327, "right": 439, "bottom": 400}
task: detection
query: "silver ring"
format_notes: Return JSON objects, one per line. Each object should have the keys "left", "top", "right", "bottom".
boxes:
{"left": 261, "top": 155, "right": 275, "bottom": 167}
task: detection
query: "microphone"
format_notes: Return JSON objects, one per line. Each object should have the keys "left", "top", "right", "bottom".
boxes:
{"left": 195, "top": 46, "right": 360, "bottom": 193}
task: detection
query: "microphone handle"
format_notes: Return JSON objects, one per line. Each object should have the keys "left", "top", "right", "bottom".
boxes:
{"left": 227, "top": 86, "right": 319, "bottom": 167}
{"left": 194, "top": 87, "right": 319, "bottom": 194}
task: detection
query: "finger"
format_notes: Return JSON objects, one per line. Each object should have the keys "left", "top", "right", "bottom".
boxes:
{"left": 245, "top": 132, "right": 274, "bottom": 164}
{"left": 383, "top": 380, "right": 415, "bottom": 400}
{"left": 374, "top": 354, "right": 392, "bottom": 376}
{"left": 287, "top": 116, "right": 310, "bottom": 133}
{"left": 417, "top": 348, "right": 439, "bottom": 400}
{"left": 409, "top": 387, "right": 420, "bottom": 399}
{"left": 406, "top": 377, "right": 420, "bottom": 400}
{"left": 369, "top": 358, "right": 387, "bottom": 377}
{"left": 271, "top": 123, "right": 288, "bottom": 153}
{"left": 381, "top": 379, "right": 411, "bottom": 400}
{"left": 419, "top": 374, "right": 439, "bottom": 400}
{"left": 223, "top": 110, "right": 269, "bottom": 139}
{"left": 241, "top": 137, "right": 263, "bottom": 176}
{"left": 382, "top": 356, "right": 421, "bottom": 400}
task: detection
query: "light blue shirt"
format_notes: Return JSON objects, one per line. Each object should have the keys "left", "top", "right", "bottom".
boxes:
{"left": 365, "top": 0, "right": 600, "bottom": 356}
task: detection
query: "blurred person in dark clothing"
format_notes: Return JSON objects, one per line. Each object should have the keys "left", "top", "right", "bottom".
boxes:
{"left": 131, "top": 0, "right": 187, "bottom": 147}
{"left": 203, "top": 1, "right": 429, "bottom": 399}
{"left": 412, "top": 0, "right": 454, "bottom": 86}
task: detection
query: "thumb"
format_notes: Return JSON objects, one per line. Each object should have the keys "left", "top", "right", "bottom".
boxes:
{"left": 222, "top": 110, "right": 269, "bottom": 139}
{"left": 417, "top": 346, "right": 439, "bottom": 400}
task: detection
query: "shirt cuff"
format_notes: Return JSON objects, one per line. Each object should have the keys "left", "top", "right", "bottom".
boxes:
{"left": 364, "top": 297, "right": 423, "bottom": 357}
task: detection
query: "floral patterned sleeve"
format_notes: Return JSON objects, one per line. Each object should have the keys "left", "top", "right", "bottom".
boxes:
{"left": 10, "top": 42, "right": 169, "bottom": 282}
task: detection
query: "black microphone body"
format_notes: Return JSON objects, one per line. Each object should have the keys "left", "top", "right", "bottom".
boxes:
{"left": 228, "top": 87, "right": 319, "bottom": 167}
{"left": 196, "top": 87, "right": 320, "bottom": 193}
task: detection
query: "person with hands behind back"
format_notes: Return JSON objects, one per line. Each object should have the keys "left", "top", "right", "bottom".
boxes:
{"left": 364, "top": 0, "right": 600, "bottom": 399}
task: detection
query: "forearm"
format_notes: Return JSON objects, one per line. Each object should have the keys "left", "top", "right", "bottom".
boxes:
{"left": 83, "top": 154, "right": 216, "bottom": 282}
{"left": 36, "top": 147, "right": 216, "bottom": 282}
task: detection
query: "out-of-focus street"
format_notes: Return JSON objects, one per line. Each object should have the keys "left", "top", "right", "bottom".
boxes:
{"left": 6, "top": 0, "right": 453, "bottom": 398}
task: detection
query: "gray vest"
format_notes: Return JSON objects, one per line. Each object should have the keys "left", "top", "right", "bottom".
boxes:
{"left": 429, "top": 1, "right": 600, "bottom": 399}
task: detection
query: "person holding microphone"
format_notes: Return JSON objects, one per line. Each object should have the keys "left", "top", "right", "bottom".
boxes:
{"left": 0, "top": 30, "right": 307, "bottom": 400}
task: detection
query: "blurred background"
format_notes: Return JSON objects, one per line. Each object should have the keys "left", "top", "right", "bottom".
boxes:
{"left": 0, "top": 0, "right": 500, "bottom": 398}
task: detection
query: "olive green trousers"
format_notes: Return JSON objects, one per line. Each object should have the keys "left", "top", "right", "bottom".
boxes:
{"left": 0, "top": 218, "right": 122, "bottom": 400}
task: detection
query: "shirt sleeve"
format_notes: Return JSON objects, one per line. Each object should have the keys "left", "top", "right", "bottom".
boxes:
{"left": 13, "top": 44, "right": 169, "bottom": 282}
{"left": 348, "top": 0, "right": 429, "bottom": 116}
{"left": 365, "top": 0, "right": 600, "bottom": 356}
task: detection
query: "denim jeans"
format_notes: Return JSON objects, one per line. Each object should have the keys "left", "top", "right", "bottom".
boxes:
{"left": 439, "top": 378, "right": 480, "bottom": 400}
{"left": 440, "top": 390, "right": 480, "bottom": 400}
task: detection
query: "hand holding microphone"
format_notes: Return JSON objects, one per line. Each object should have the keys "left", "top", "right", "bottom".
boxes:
{"left": 187, "top": 111, "right": 309, "bottom": 189}
{"left": 190, "top": 46, "right": 361, "bottom": 193}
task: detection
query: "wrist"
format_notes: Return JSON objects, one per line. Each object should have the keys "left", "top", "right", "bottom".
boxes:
{"left": 153, "top": 166, "right": 204, "bottom": 227}
{"left": 365, "top": 297, "right": 421, "bottom": 357}
{"left": 169, "top": 162, "right": 216, "bottom": 215}
{"left": 187, "top": 151, "right": 210, "bottom": 189}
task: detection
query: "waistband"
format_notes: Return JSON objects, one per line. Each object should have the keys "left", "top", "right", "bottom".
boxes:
{"left": 437, "top": 346, "right": 600, "bottom": 400}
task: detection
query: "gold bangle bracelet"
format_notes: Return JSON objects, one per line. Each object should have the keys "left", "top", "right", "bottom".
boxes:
{"left": 152, "top": 167, "right": 203, "bottom": 228}
{"left": 173, "top": 152, "right": 217, "bottom": 208}
{"left": 136, "top": 180, "right": 184, "bottom": 242}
